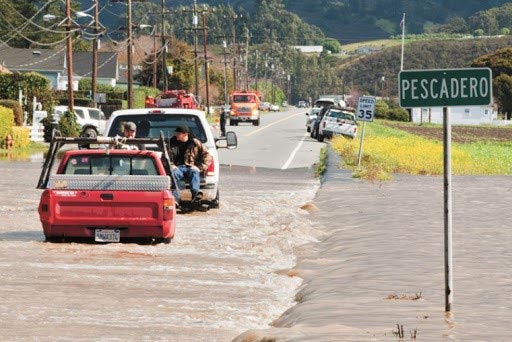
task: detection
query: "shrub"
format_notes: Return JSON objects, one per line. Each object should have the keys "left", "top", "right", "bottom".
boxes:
{"left": 0, "top": 105, "right": 14, "bottom": 142}
{"left": 59, "top": 111, "right": 81, "bottom": 137}
{"left": 9, "top": 126, "right": 30, "bottom": 149}
{"left": 388, "top": 107, "right": 410, "bottom": 121}
{"left": 0, "top": 100, "right": 23, "bottom": 126}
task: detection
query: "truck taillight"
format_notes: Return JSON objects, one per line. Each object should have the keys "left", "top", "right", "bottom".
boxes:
{"left": 206, "top": 157, "right": 215, "bottom": 176}
{"left": 163, "top": 197, "right": 174, "bottom": 221}
{"left": 38, "top": 190, "right": 51, "bottom": 218}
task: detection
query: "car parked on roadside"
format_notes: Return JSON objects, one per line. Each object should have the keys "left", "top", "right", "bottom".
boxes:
{"left": 52, "top": 105, "right": 107, "bottom": 137}
{"left": 310, "top": 104, "right": 332, "bottom": 139}
{"left": 269, "top": 103, "right": 280, "bottom": 112}
{"left": 317, "top": 107, "right": 357, "bottom": 142}
{"left": 305, "top": 107, "right": 322, "bottom": 132}
{"left": 259, "top": 102, "right": 271, "bottom": 111}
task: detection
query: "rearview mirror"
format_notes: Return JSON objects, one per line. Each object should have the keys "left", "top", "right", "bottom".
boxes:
{"left": 215, "top": 131, "right": 238, "bottom": 149}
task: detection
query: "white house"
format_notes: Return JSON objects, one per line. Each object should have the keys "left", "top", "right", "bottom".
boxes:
{"left": 410, "top": 105, "right": 504, "bottom": 125}
{"left": 292, "top": 45, "right": 323, "bottom": 54}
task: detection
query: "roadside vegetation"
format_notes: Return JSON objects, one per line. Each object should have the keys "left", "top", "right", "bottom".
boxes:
{"left": 315, "top": 145, "right": 328, "bottom": 178}
{"left": 331, "top": 121, "right": 512, "bottom": 180}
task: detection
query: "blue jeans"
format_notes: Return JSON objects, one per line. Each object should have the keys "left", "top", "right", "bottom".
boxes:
{"left": 172, "top": 165, "right": 201, "bottom": 202}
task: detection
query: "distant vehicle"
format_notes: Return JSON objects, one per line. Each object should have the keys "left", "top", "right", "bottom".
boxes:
{"left": 317, "top": 106, "right": 357, "bottom": 142}
{"left": 305, "top": 107, "right": 322, "bottom": 132}
{"left": 269, "top": 104, "right": 280, "bottom": 112}
{"left": 297, "top": 101, "right": 307, "bottom": 108}
{"left": 104, "top": 108, "right": 237, "bottom": 209}
{"left": 310, "top": 104, "right": 332, "bottom": 139}
{"left": 52, "top": 105, "right": 107, "bottom": 138}
{"left": 230, "top": 90, "right": 261, "bottom": 126}
{"left": 259, "top": 102, "right": 271, "bottom": 111}
{"left": 315, "top": 94, "right": 346, "bottom": 108}
{"left": 145, "top": 90, "right": 199, "bottom": 109}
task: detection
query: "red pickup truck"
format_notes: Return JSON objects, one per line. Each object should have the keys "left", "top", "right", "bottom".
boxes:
{"left": 37, "top": 133, "right": 177, "bottom": 244}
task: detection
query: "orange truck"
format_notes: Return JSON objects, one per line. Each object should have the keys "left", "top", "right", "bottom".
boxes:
{"left": 229, "top": 90, "right": 261, "bottom": 126}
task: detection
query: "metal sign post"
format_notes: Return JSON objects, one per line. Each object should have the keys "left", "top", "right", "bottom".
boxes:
{"left": 443, "top": 106, "right": 453, "bottom": 312}
{"left": 399, "top": 67, "right": 493, "bottom": 312}
{"left": 356, "top": 96, "right": 376, "bottom": 168}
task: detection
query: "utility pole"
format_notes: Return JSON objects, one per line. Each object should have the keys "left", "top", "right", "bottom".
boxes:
{"left": 161, "top": 0, "right": 168, "bottom": 91}
{"left": 193, "top": 0, "right": 199, "bottom": 99}
{"left": 229, "top": 14, "right": 238, "bottom": 90}
{"left": 244, "top": 26, "right": 250, "bottom": 90}
{"left": 202, "top": 10, "right": 211, "bottom": 117}
{"left": 254, "top": 50, "right": 258, "bottom": 92}
{"left": 222, "top": 40, "right": 229, "bottom": 105}
{"left": 91, "top": 0, "right": 99, "bottom": 108}
{"left": 65, "top": 0, "right": 74, "bottom": 112}
{"left": 127, "top": 0, "right": 134, "bottom": 108}
{"left": 152, "top": 25, "right": 157, "bottom": 88}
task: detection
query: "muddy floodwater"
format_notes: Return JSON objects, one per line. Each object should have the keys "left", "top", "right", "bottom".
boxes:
{"left": 0, "top": 160, "right": 318, "bottom": 341}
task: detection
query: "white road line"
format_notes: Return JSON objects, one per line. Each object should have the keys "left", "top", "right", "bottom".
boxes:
{"left": 244, "top": 112, "right": 303, "bottom": 137}
{"left": 281, "top": 132, "right": 309, "bottom": 170}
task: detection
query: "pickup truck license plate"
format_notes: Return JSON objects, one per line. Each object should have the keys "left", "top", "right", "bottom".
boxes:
{"left": 95, "top": 229, "right": 120, "bottom": 242}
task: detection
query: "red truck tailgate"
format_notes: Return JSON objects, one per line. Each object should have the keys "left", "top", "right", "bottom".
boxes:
{"left": 52, "top": 190, "right": 164, "bottom": 224}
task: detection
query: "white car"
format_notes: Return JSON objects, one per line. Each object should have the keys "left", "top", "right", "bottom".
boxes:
{"left": 317, "top": 107, "right": 357, "bottom": 142}
{"left": 103, "top": 108, "right": 237, "bottom": 208}
{"left": 53, "top": 105, "right": 107, "bottom": 137}
{"left": 305, "top": 107, "right": 322, "bottom": 132}
{"left": 259, "top": 102, "right": 271, "bottom": 111}
{"left": 269, "top": 103, "right": 280, "bottom": 112}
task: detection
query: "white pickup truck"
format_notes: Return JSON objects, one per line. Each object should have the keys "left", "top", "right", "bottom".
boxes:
{"left": 103, "top": 108, "right": 237, "bottom": 210}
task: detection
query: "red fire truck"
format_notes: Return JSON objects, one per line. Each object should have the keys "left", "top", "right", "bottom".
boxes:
{"left": 145, "top": 90, "right": 199, "bottom": 109}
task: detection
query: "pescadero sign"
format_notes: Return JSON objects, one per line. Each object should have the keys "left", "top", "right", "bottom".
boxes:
{"left": 399, "top": 68, "right": 492, "bottom": 107}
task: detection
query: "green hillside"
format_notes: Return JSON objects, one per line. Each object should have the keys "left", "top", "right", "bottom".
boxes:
{"left": 339, "top": 36, "right": 512, "bottom": 97}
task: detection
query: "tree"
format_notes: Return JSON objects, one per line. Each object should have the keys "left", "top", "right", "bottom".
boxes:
{"left": 322, "top": 38, "right": 342, "bottom": 54}
{"left": 471, "top": 47, "right": 512, "bottom": 78}
{"left": 494, "top": 74, "right": 512, "bottom": 119}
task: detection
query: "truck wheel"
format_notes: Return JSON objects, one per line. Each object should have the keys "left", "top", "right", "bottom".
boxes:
{"left": 45, "top": 236, "right": 63, "bottom": 243}
{"left": 230, "top": 120, "right": 237, "bottom": 126}
{"left": 253, "top": 118, "right": 260, "bottom": 126}
{"left": 153, "top": 237, "right": 172, "bottom": 244}
{"left": 83, "top": 127, "right": 97, "bottom": 138}
{"left": 209, "top": 189, "right": 219, "bottom": 209}
{"left": 307, "top": 127, "right": 311, "bottom": 133}
{"left": 317, "top": 133, "right": 325, "bottom": 142}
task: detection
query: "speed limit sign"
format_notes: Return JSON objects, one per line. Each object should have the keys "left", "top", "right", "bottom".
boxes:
{"left": 356, "top": 96, "right": 376, "bottom": 122}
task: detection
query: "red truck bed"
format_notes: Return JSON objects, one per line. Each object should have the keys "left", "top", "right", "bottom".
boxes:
{"left": 37, "top": 145, "right": 177, "bottom": 244}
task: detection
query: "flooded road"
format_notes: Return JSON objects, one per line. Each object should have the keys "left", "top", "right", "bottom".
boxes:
{"left": 0, "top": 160, "right": 319, "bottom": 341}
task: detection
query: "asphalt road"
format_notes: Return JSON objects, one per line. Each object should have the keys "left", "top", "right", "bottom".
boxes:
{"left": 218, "top": 107, "right": 324, "bottom": 169}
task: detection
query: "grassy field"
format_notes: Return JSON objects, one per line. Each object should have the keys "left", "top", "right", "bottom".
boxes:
{"left": 342, "top": 39, "right": 402, "bottom": 52}
{"left": 331, "top": 120, "right": 512, "bottom": 180}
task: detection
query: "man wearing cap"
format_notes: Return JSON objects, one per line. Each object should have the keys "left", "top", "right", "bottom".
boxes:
{"left": 168, "top": 125, "right": 212, "bottom": 205}
{"left": 119, "top": 121, "right": 145, "bottom": 150}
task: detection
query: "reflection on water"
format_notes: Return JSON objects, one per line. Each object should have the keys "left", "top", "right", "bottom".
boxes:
{"left": 0, "top": 150, "right": 45, "bottom": 162}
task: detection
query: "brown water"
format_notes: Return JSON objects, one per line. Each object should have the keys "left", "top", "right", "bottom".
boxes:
{"left": 0, "top": 161, "right": 319, "bottom": 341}
{"left": 236, "top": 156, "right": 512, "bottom": 341}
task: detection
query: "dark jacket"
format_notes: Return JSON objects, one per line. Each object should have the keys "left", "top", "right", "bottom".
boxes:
{"left": 168, "top": 136, "right": 212, "bottom": 173}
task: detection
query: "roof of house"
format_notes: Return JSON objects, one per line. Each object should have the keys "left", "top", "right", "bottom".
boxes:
{"left": 292, "top": 45, "right": 324, "bottom": 53}
{"left": 0, "top": 46, "right": 66, "bottom": 72}
{"left": 72, "top": 51, "right": 118, "bottom": 78}
{"left": 0, "top": 46, "right": 118, "bottom": 78}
